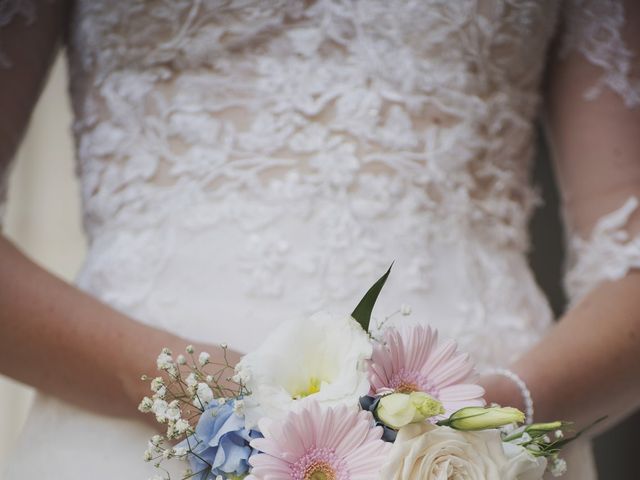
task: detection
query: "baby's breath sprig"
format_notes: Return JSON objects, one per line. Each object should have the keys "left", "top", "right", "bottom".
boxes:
{"left": 139, "top": 344, "right": 249, "bottom": 479}
{"left": 371, "top": 304, "right": 412, "bottom": 342}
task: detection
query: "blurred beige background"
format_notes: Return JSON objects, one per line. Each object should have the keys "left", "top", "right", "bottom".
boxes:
{"left": 0, "top": 53, "right": 86, "bottom": 471}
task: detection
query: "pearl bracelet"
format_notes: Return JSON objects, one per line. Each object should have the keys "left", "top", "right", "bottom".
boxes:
{"left": 486, "top": 368, "right": 534, "bottom": 425}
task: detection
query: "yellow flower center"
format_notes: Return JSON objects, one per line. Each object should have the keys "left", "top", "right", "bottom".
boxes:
{"left": 396, "top": 381, "right": 420, "bottom": 394}
{"left": 305, "top": 461, "right": 336, "bottom": 480}
{"left": 292, "top": 377, "right": 323, "bottom": 400}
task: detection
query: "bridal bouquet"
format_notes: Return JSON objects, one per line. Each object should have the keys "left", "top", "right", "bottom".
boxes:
{"left": 140, "top": 267, "right": 575, "bottom": 479}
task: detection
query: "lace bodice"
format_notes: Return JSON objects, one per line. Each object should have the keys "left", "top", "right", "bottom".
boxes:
{"left": 67, "top": 0, "right": 559, "bottom": 242}
{"left": 62, "top": 1, "right": 556, "bottom": 306}
{"left": 2, "top": 0, "right": 640, "bottom": 344}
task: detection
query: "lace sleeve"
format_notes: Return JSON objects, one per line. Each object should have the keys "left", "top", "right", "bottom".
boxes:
{"left": 560, "top": 0, "right": 640, "bottom": 107}
{"left": 0, "top": 0, "right": 70, "bottom": 227}
{"left": 548, "top": 0, "right": 640, "bottom": 305}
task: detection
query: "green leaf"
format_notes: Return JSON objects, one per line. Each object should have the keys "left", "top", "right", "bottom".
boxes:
{"left": 351, "top": 263, "right": 393, "bottom": 332}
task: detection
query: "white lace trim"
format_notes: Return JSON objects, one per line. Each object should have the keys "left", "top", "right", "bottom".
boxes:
{"left": 561, "top": 0, "right": 640, "bottom": 108}
{"left": 0, "top": 0, "right": 36, "bottom": 68}
{"left": 565, "top": 196, "right": 640, "bottom": 303}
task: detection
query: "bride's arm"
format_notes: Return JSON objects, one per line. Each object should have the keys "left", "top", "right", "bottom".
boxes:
{"left": 0, "top": 2, "right": 239, "bottom": 421}
{"left": 0, "top": 237, "right": 240, "bottom": 419}
{"left": 482, "top": 0, "right": 640, "bottom": 429}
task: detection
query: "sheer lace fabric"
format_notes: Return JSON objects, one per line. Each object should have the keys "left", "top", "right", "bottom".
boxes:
{"left": 559, "top": 0, "right": 640, "bottom": 304}
{"left": 561, "top": 0, "right": 640, "bottom": 108}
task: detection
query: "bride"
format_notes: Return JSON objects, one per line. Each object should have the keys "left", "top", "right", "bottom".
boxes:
{"left": 1, "top": 1, "right": 639, "bottom": 478}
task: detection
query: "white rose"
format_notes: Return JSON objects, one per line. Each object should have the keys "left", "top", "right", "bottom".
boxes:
{"left": 236, "top": 312, "right": 373, "bottom": 428}
{"left": 381, "top": 423, "right": 546, "bottom": 480}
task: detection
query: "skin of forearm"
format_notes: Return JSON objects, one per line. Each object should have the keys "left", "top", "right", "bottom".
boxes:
{"left": 0, "top": 235, "right": 241, "bottom": 421}
{"left": 481, "top": 271, "right": 640, "bottom": 431}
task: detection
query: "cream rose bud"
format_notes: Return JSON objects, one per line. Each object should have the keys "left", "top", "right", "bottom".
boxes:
{"left": 377, "top": 392, "right": 444, "bottom": 429}
{"left": 443, "top": 406, "right": 525, "bottom": 431}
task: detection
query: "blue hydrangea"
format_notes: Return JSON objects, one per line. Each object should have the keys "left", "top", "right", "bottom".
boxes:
{"left": 180, "top": 399, "right": 261, "bottom": 479}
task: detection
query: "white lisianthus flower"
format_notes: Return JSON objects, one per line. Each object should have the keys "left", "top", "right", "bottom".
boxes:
{"left": 381, "top": 423, "right": 547, "bottom": 480}
{"left": 236, "top": 312, "right": 373, "bottom": 428}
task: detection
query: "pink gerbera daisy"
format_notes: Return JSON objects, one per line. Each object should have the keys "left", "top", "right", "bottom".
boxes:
{"left": 247, "top": 402, "right": 391, "bottom": 480}
{"left": 368, "top": 325, "right": 485, "bottom": 416}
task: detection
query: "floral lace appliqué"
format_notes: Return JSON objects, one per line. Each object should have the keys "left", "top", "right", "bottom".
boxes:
{"left": 561, "top": 0, "right": 640, "bottom": 108}
{"left": 565, "top": 196, "right": 640, "bottom": 304}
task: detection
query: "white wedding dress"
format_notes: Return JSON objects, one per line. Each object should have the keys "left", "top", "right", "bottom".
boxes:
{"left": 2, "top": 0, "right": 640, "bottom": 479}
